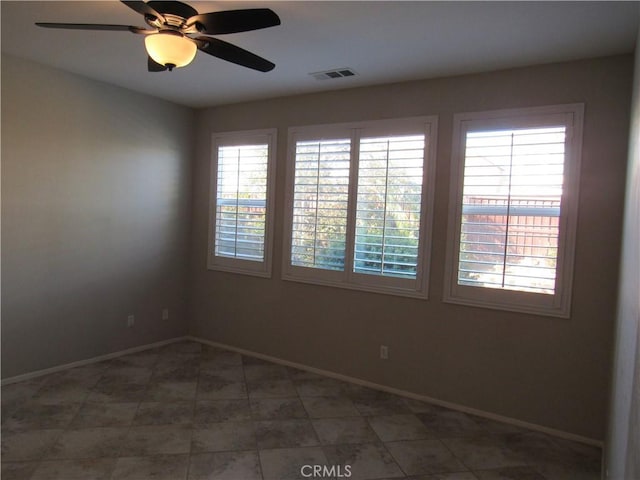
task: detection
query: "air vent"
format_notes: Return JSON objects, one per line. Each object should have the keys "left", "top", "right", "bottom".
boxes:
{"left": 310, "top": 68, "right": 358, "bottom": 81}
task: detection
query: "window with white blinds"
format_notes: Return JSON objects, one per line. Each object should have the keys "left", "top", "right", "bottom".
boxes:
{"left": 445, "top": 105, "right": 583, "bottom": 317}
{"left": 355, "top": 135, "right": 425, "bottom": 278}
{"left": 291, "top": 138, "right": 351, "bottom": 270}
{"left": 215, "top": 144, "right": 268, "bottom": 261}
{"left": 208, "top": 129, "right": 276, "bottom": 277}
{"left": 458, "top": 127, "right": 565, "bottom": 294}
{"left": 284, "top": 117, "right": 437, "bottom": 298}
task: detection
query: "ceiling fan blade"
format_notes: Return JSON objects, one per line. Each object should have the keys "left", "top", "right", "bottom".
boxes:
{"left": 195, "top": 37, "right": 275, "bottom": 72}
{"left": 121, "top": 1, "right": 165, "bottom": 22}
{"left": 188, "top": 9, "right": 280, "bottom": 35}
{"left": 35, "top": 22, "right": 149, "bottom": 34}
{"left": 148, "top": 56, "right": 168, "bottom": 72}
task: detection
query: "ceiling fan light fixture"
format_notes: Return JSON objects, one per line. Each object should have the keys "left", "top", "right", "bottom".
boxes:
{"left": 36, "top": 2, "right": 280, "bottom": 73}
{"left": 145, "top": 31, "right": 196, "bottom": 69}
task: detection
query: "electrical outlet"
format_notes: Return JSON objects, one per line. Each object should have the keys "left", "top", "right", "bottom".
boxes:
{"left": 162, "top": 308, "right": 169, "bottom": 320}
{"left": 380, "top": 345, "right": 389, "bottom": 360}
{"left": 127, "top": 315, "right": 135, "bottom": 328}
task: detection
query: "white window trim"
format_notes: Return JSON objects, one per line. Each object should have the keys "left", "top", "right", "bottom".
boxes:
{"left": 443, "top": 104, "right": 584, "bottom": 318}
{"left": 207, "top": 128, "right": 277, "bottom": 278}
{"left": 282, "top": 116, "right": 438, "bottom": 299}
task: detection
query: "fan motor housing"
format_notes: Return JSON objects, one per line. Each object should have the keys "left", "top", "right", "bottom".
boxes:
{"left": 147, "top": 1, "right": 197, "bottom": 22}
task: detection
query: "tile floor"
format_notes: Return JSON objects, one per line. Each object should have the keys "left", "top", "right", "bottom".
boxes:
{"left": 1, "top": 340, "right": 602, "bottom": 480}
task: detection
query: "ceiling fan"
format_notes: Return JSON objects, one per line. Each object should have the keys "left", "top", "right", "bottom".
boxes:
{"left": 35, "top": 1, "right": 280, "bottom": 72}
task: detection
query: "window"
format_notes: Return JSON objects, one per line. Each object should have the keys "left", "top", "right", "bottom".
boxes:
{"left": 284, "top": 117, "right": 437, "bottom": 298}
{"left": 291, "top": 137, "right": 350, "bottom": 271}
{"left": 444, "top": 104, "right": 584, "bottom": 317}
{"left": 208, "top": 129, "right": 276, "bottom": 277}
{"left": 354, "top": 135, "right": 425, "bottom": 279}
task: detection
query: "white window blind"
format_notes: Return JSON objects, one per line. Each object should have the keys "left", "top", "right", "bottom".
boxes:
{"left": 291, "top": 138, "right": 351, "bottom": 270}
{"left": 458, "top": 126, "right": 565, "bottom": 294}
{"left": 445, "top": 105, "right": 583, "bottom": 317}
{"left": 215, "top": 144, "right": 269, "bottom": 261}
{"left": 354, "top": 135, "right": 425, "bottom": 278}
{"left": 285, "top": 117, "right": 437, "bottom": 298}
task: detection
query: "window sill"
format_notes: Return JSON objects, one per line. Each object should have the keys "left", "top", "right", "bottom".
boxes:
{"left": 282, "top": 273, "right": 428, "bottom": 300}
{"left": 207, "top": 263, "right": 272, "bottom": 279}
{"left": 442, "top": 292, "right": 571, "bottom": 318}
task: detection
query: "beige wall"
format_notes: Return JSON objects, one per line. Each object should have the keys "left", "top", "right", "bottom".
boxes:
{"left": 1, "top": 54, "right": 194, "bottom": 378}
{"left": 190, "top": 55, "right": 633, "bottom": 441}
{"left": 606, "top": 32, "right": 640, "bottom": 479}
{"left": 1, "top": 51, "right": 632, "bottom": 442}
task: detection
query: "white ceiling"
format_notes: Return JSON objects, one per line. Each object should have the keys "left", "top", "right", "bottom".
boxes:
{"left": 2, "top": 1, "right": 638, "bottom": 108}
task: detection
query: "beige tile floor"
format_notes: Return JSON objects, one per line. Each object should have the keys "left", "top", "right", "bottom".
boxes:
{"left": 1, "top": 340, "right": 602, "bottom": 479}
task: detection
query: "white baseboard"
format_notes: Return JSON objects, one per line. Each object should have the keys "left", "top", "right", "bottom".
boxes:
{"left": 188, "top": 335, "right": 603, "bottom": 448}
{"left": 1, "top": 336, "right": 188, "bottom": 386}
